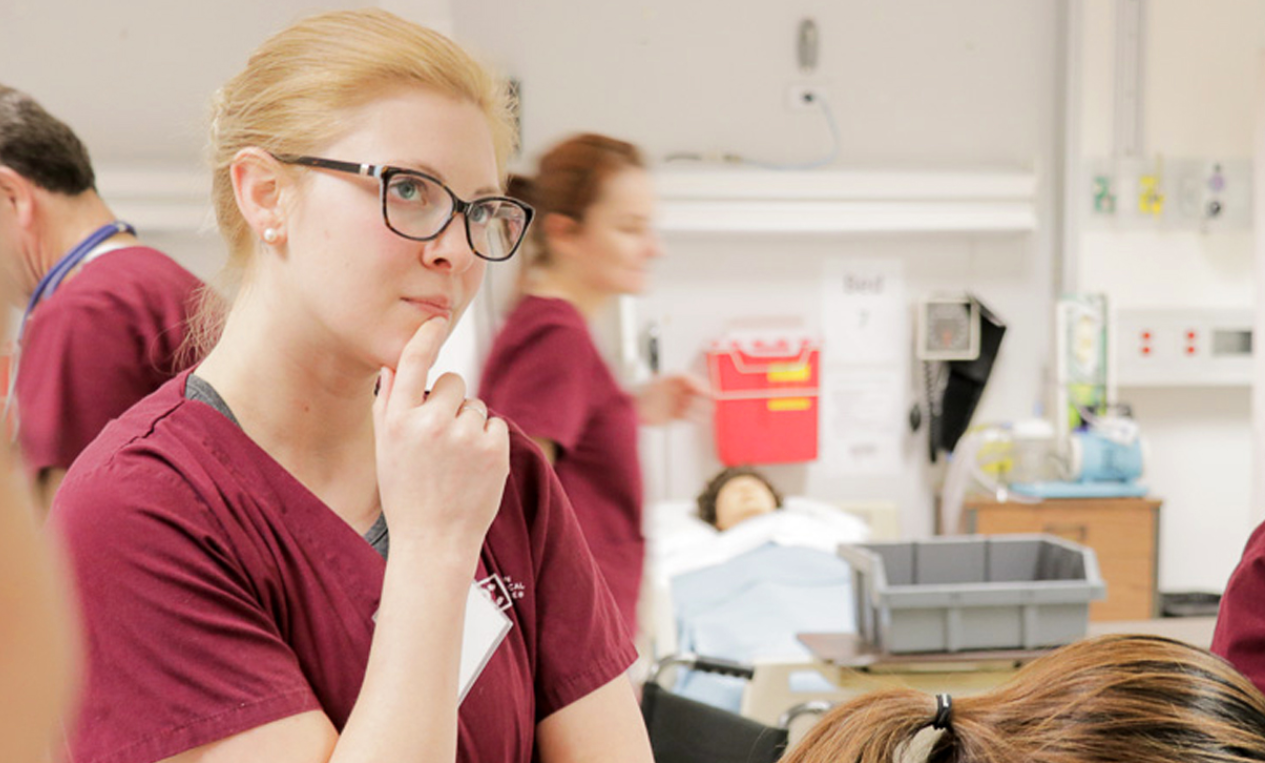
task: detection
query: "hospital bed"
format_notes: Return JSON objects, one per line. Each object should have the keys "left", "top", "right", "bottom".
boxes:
{"left": 645, "top": 497, "right": 900, "bottom": 715}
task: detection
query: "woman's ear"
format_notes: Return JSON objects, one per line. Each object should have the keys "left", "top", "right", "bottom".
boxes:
{"left": 230, "top": 148, "right": 290, "bottom": 248}
{"left": 541, "top": 212, "right": 582, "bottom": 262}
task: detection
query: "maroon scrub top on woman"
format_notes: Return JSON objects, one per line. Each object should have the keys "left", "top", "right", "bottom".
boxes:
{"left": 480, "top": 295, "right": 644, "bottom": 635}
{"left": 1213, "top": 522, "right": 1265, "bottom": 693}
{"left": 50, "top": 371, "right": 636, "bottom": 763}
{"left": 15, "top": 245, "right": 202, "bottom": 478}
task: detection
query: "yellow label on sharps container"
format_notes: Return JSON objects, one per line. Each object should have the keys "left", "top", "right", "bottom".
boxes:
{"left": 767, "top": 398, "right": 811, "bottom": 412}
{"left": 767, "top": 363, "right": 810, "bottom": 383}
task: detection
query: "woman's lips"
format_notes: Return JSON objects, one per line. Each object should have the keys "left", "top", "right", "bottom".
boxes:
{"left": 402, "top": 297, "right": 453, "bottom": 320}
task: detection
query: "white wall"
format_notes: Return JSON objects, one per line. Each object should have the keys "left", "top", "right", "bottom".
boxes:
{"left": 10, "top": 0, "right": 1241, "bottom": 579}
{"left": 0, "top": 1, "right": 378, "bottom": 165}
{"left": 1073, "top": 1, "right": 1264, "bottom": 593}
{"left": 457, "top": 0, "right": 1061, "bottom": 539}
{"left": 457, "top": 0, "right": 1053, "bottom": 170}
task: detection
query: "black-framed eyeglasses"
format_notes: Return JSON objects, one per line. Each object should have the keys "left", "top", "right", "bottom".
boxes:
{"left": 272, "top": 153, "right": 534, "bottom": 262}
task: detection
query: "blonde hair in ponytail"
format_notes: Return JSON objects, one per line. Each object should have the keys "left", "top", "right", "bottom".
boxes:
{"left": 209, "top": 9, "right": 515, "bottom": 266}
{"left": 190, "top": 8, "right": 517, "bottom": 357}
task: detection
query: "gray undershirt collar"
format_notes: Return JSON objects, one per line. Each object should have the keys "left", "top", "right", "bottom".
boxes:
{"left": 185, "top": 373, "right": 389, "bottom": 559}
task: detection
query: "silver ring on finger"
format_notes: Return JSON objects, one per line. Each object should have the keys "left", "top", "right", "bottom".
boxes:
{"left": 459, "top": 400, "right": 489, "bottom": 421}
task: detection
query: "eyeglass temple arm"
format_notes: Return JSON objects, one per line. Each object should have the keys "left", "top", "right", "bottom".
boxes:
{"left": 272, "top": 154, "right": 379, "bottom": 178}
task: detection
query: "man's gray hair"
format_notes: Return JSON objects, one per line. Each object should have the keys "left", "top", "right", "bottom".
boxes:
{"left": 0, "top": 85, "right": 95, "bottom": 195}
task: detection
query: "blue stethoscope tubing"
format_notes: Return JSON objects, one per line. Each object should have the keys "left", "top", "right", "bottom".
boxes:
{"left": 4, "top": 220, "right": 135, "bottom": 426}
{"left": 20, "top": 220, "right": 135, "bottom": 342}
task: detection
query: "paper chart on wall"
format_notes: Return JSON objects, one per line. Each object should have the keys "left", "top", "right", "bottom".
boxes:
{"left": 819, "top": 369, "right": 904, "bottom": 475}
{"left": 821, "top": 258, "right": 906, "bottom": 366}
{"left": 819, "top": 258, "right": 907, "bottom": 475}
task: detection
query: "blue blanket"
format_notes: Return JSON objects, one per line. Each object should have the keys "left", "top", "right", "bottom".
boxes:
{"left": 669, "top": 543, "right": 855, "bottom": 711}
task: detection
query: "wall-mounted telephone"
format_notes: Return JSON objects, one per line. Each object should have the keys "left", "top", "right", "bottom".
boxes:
{"left": 913, "top": 295, "right": 1006, "bottom": 462}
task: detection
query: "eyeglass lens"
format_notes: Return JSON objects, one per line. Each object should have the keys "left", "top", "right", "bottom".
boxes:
{"left": 384, "top": 173, "right": 528, "bottom": 261}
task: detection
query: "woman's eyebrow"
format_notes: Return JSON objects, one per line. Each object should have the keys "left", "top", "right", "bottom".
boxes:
{"left": 391, "top": 160, "right": 500, "bottom": 197}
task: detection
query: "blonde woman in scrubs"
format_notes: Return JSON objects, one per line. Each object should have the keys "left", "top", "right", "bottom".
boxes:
{"left": 49, "top": 10, "right": 652, "bottom": 763}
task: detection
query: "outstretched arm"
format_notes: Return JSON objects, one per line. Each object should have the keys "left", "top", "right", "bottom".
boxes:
{"left": 636, "top": 373, "right": 711, "bottom": 426}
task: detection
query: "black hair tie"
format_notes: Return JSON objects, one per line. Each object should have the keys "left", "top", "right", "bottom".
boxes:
{"left": 931, "top": 693, "right": 953, "bottom": 730}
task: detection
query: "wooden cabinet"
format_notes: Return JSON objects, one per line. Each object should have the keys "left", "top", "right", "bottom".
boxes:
{"left": 962, "top": 497, "right": 1161, "bottom": 622}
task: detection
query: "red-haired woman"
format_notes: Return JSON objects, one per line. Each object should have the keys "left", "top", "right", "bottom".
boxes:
{"left": 480, "top": 134, "right": 707, "bottom": 636}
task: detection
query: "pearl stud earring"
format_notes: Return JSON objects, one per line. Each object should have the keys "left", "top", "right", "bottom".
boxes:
{"left": 263, "top": 228, "right": 278, "bottom": 244}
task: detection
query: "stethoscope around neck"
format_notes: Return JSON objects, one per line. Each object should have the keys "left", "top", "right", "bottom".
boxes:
{"left": 3, "top": 220, "right": 136, "bottom": 429}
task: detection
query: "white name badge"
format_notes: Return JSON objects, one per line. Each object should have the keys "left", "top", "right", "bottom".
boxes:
{"left": 370, "top": 581, "right": 512, "bottom": 704}
{"left": 459, "top": 581, "right": 512, "bottom": 703}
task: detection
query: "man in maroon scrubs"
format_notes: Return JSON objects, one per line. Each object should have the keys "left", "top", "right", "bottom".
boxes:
{"left": 0, "top": 84, "right": 205, "bottom": 514}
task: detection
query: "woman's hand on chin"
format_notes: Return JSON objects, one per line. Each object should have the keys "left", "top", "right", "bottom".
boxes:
{"left": 373, "top": 316, "right": 509, "bottom": 564}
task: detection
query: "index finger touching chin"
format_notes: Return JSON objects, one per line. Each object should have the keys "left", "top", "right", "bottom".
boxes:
{"left": 390, "top": 317, "right": 449, "bottom": 410}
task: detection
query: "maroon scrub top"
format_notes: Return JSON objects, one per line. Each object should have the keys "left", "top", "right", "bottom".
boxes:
{"left": 1213, "top": 521, "right": 1265, "bottom": 693}
{"left": 480, "top": 295, "right": 644, "bottom": 634}
{"left": 50, "top": 372, "right": 636, "bottom": 763}
{"left": 15, "top": 245, "right": 202, "bottom": 478}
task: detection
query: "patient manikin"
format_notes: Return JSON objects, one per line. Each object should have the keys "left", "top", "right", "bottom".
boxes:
{"left": 697, "top": 467, "right": 783, "bottom": 531}
{"left": 653, "top": 468, "right": 867, "bottom": 711}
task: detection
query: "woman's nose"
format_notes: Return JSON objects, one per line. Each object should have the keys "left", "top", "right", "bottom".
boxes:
{"left": 421, "top": 216, "right": 477, "bottom": 273}
{"left": 647, "top": 231, "right": 665, "bottom": 260}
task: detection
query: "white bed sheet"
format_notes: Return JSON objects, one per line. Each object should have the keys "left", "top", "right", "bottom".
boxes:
{"left": 649, "top": 496, "right": 872, "bottom": 580}
{"left": 646, "top": 498, "right": 872, "bottom": 711}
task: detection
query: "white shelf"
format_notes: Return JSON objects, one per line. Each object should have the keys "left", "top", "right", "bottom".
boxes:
{"left": 95, "top": 165, "right": 1040, "bottom": 236}
{"left": 653, "top": 167, "right": 1038, "bottom": 235}
{"left": 659, "top": 200, "right": 1036, "bottom": 234}
{"left": 1117, "top": 377, "right": 1252, "bottom": 389}
{"left": 95, "top": 164, "right": 1039, "bottom": 237}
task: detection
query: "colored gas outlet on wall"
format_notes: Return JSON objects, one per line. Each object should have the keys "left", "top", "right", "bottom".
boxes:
{"left": 1137, "top": 175, "right": 1164, "bottom": 216}
{"left": 1083, "top": 157, "right": 1252, "bottom": 230}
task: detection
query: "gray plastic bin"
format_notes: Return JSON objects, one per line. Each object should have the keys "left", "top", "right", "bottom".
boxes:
{"left": 838, "top": 534, "right": 1106, "bottom": 654}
